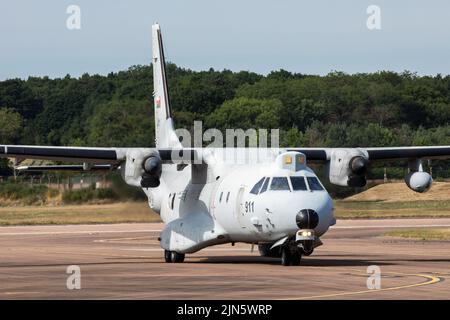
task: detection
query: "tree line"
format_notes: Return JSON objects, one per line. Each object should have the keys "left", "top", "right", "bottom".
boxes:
{"left": 1, "top": 64, "right": 450, "bottom": 178}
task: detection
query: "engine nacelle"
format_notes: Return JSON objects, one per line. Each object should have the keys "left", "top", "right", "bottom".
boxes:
{"left": 328, "top": 148, "right": 369, "bottom": 187}
{"left": 404, "top": 171, "right": 433, "bottom": 193}
{"left": 141, "top": 155, "right": 162, "bottom": 188}
{"left": 120, "top": 148, "right": 161, "bottom": 187}
{"left": 120, "top": 148, "right": 164, "bottom": 213}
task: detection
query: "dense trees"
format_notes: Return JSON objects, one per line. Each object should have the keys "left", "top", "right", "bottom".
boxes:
{"left": 206, "top": 97, "right": 282, "bottom": 131}
{"left": 0, "top": 65, "right": 449, "bottom": 152}
{"left": 0, "top": 108, "right": 23, "bottom": 175}
{"left": 0, "top": 108, "right": 23, "bottom": 143}
{"left": 86, "top": 99, "right": 154, "bottom": 147}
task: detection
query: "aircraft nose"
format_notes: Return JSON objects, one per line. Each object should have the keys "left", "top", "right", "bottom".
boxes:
{"left": 292, "top": 192, "right": 333, "bottom": 235}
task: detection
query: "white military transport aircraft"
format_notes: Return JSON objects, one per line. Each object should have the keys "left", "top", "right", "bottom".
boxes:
{"left": 2, "top": 24, "right": 450, "bottom": 266}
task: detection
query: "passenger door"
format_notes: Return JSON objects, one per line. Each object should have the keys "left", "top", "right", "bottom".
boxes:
{"left": 235, "top": 185, "right": 246, "bottom": 229}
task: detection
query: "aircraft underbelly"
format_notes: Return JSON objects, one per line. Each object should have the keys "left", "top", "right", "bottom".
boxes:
{"left": 159, "top": 211, "right": 229, "bottom": 253}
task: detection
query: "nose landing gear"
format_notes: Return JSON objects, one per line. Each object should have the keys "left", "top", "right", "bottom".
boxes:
{"left": 280, "top": 230, "right": 316, "bottom": 266}
{"left": 281, "top": 246, "right": 301, "bottom": 266}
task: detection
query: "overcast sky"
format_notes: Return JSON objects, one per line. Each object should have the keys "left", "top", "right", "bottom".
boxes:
{"left": 1, "top": 0, "right": 450, "bottom": 80}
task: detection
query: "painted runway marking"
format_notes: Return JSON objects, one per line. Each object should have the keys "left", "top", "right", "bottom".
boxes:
{"left": 286, "top": 271, "right": 442, "bottom": 300}
{"left": 0, "top": 229, "right": 161, "bottom": 236}
{"left": 2, "top": 291, "right": 41, "bottom": 296}
{"left": 94, "top": 235, "right": 153, "bottom": 243}
{"left": 332, "top": 224, "right": 450, "bottom": 229}
{"left": 120, "top": 248, "right": 253, "bottom": 252}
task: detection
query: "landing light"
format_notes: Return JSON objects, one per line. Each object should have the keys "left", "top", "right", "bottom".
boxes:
{"left": 284, "top": 155, "right": 292, "bottom": 164}
{"left": 277, "top": 152, "right": 307, "bottom": 172}
{"left": 298, "top": 155, "right": 305, "bottom": 165}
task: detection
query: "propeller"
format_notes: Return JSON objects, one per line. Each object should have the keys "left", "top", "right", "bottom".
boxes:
{"left": 349, "top": 156, "right": 368, "bottom": 175}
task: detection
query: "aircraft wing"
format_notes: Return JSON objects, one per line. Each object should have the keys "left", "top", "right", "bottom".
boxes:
{"left": 364, "top": 146, "right": 450, "bottom": 161}
{"left": 0, "top": 145, "right": 198, "bottom": 187}
{"left": 5, "top": 145, "right": 449, "bottom": 164}
{"left": 287, "top": 146, "right": 450, "bottom": 161}
{"left": 15, "top": 164, "right": 113, "bottom": 172}
{"left": 0, "top": 145, "right": 124, "bottom": 164}
{"left": 289, "top": 146, "right": 450, "bottom": 189}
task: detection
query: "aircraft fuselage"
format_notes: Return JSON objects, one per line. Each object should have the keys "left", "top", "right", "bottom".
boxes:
{"left": 145, "top": 152, "right": 335, "bottom": 254}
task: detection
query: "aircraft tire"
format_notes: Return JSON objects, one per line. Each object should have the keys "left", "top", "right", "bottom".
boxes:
{"left": 164, "top": 250, "right": 172, "bottom": 263}
{"left": 171, "top": 251, "right": 185, "bottom": 263}
{"left": 281, "top": 247, "right": 291, "bottom": 266}
{"left": 291, "top": 251, "right": 301, "bottom": 266}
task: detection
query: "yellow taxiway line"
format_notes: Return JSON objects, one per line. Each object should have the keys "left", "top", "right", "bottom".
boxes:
{"left": 284, "top": 271, "right": 442, "bottom": 300}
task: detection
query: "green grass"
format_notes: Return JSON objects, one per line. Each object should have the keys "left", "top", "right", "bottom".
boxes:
{"left": 384, "top": 228, "right": 450, "bottom": 241}
{"left": 0, "top": 182, "right": 119, "bottom": 206}
{"left": 0, "top": 202, "right": 161, "bottom": 225}
{"left": 335, "top": 200, "right": 450, "bottom": 219}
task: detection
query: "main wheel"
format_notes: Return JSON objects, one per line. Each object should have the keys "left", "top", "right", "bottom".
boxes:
{"left": 281, "top": 247, "right": 291, "bottom": 266}
{"left": 164, "top": 250, "right": 172, "bottom": 263}
{"left": 171, "top": 251, "right": 185, "bottom": 263}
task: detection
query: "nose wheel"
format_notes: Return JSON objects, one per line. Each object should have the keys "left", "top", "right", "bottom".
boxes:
{"left": 281, "top": 247, "right": 302, "bottom": 266}
{"left": 164, "top": 250, "right": 185, "bottom": 263}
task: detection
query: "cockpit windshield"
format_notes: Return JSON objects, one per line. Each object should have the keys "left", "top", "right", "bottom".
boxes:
{"left": 306, "top": 177, "right": 324, "bottom": 191}
{"left": 270, "top": 177, "right": 290, "bottom": 191}
{"left": 290, "top": 176, "right": 307, "bottom": 191}
{"left": 260, "top": 178, "right": 270, "bottom": 193}
{"left": 250, "top": 177, "right": 265, "bottom": 194}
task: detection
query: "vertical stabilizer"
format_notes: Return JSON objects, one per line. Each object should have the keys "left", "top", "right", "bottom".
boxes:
{"left": 152, "top": 23, "right": 180, "bottom": 148}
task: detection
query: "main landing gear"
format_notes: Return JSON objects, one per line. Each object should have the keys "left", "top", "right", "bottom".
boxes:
{"left": 164, "top": 250, "right": 185, "bottom": 263}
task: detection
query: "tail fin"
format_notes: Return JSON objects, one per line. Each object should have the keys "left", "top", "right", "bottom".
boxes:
{"left": 152, "top": 23, "right": 180, "bottom": 148}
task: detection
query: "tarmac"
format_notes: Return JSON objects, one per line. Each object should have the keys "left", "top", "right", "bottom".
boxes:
{"left": 0, "top": 218, "right": 450, "bottom": 299}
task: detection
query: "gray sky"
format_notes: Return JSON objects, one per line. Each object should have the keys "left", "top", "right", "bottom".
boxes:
{"left": 1, "top": 0, "right": 450, "bottom": 80}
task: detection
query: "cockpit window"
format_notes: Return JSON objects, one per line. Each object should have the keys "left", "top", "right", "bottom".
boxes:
{"left": 307, "top": 177, "right": 324, "bottom": 191}
{"left": 250, "top": 177, "right": 265, "bottom": 195}
{"left": 259, "top": 178, "right": 270, "bottom": 194}
{"left": 270, "top": 177, "right": 291, "bottom": 191}
{"left": 290, "top": 176, "right": 307, "bottom": 191}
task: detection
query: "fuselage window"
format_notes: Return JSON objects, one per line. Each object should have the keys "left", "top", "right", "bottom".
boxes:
{"left": 270, "top": 177, "right": 291, "bottom": 191}
{"left": 250, "top": 177, "right": 265, "bottom": 195}
{"left": 307, "top": 177, "right": 324, "bottom": 191}
{"left": 219, "top": 192, "right": 223, "bottom": 202}
{"left": 290, "top": 176, "right": 307, "bottom": 191}
{"left": 260, "top": 178, "right": 270, "bottom": 194}
{"left": 226, "top": 191, "right": 230, "bottom": 202}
